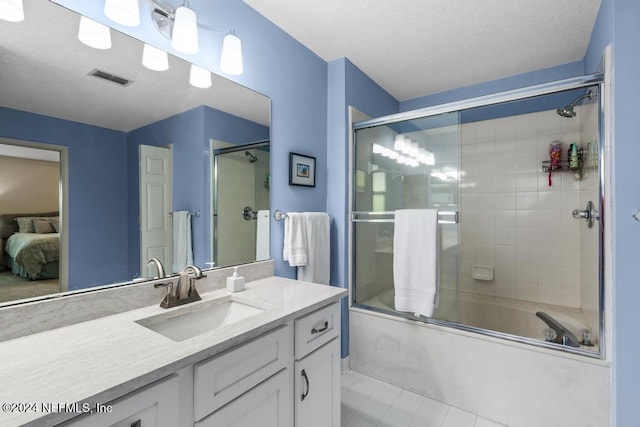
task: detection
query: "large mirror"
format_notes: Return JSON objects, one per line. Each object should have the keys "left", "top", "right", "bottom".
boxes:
{"left": 0, "top": 0, "right": 270, "bottom": 305}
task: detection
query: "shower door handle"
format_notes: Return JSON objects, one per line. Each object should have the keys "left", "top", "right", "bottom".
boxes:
{"left": 572, "top": 201, "right": 599, "bottom": 228}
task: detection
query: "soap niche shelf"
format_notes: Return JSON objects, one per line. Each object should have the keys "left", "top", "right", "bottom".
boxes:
{"left": 541, "top": 147, "right": 584, "bottom": 172}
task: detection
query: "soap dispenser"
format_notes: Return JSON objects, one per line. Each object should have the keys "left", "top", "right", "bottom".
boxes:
{"left": 226, "top": 266, "right": 245, "bottom": 292}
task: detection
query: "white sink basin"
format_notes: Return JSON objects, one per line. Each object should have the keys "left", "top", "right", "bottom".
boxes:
{"left": 136, "top": 296, "right": 265, "bottom": 342}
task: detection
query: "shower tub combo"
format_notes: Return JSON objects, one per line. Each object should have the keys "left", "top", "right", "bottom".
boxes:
{"left": 348, "top": 73, "right": 609, "bottom": 426}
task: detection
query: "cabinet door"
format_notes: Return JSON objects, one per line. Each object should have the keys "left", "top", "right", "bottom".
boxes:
{"left": 62, "top": 375, "right": 179, "bottom": 427}
{"left": 294, "top": 338, "right": 340, "bottom": 427}
{"left": 196, "top": 369, "right": 292, "bottom": 427}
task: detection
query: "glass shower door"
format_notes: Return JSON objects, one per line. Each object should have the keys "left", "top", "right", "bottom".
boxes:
{"left": 352, "top": 112, "right": 461, "bottom": 323}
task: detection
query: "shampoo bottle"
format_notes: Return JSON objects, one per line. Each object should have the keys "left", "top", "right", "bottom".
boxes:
{"left": 569, "top": 143, "right": 579, "bottom": 169}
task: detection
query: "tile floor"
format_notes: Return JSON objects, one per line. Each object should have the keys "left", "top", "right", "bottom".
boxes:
{"left": 341, "top": 370, "right": 506, "bottom": 427}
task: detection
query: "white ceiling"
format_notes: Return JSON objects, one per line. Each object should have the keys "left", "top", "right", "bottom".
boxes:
{"left": 0, "top": 0, "right": 270, "bottom": 132}
{"left": 243, "top": 0, "right": 602, "bottom": 101}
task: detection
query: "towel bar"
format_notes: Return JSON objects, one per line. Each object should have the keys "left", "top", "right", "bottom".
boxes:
{"left": 169, "top": 210, "right": 200, "bottom": 217}
{"left": 351, "top": 210, "right": 458, "bottom": 224}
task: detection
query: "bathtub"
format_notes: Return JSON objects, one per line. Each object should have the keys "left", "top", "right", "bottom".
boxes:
{"left": 349, "top": 295, "right": 609, "bottom": 426}
{"left": 359, "top": 288, "right": 598, "bottom": 351}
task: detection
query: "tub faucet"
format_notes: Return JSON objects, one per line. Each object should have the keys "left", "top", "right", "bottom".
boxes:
{"left": 536, "top": 311, "right": 580, "bottom": 347}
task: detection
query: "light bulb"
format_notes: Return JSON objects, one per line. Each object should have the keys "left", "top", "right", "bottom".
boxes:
{"left": 171, "top": 6, "right": 199, "bottom": 54}
{"left": 189, "top": 64, "right": 211, "bottom": 88}
{"left": 104, "top": 0, "right": 139, "bottom": 27}
{"left": 0, "top": 0, "right": 23, "bottom": 22}
{"left": 78, "top": 16, "right": 112, "bottom": 50}
{"left": 142, "top": 44, "right": 169, "bottom": 71}
{"left": 220, "top": 32, "right": 243, "bottom": 75}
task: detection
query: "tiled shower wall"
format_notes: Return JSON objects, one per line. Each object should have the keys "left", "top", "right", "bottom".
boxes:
{"left": 459, "top": 106, "right": 593, "bottom": 309}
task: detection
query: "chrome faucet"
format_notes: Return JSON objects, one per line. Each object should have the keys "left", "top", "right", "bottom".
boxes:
{"left": 147, "top": 257, "right": 166, "bottom": 279}
{"left": 536, "top": 311, "right": 580, "bottom": 347}
{"left": 155, "top": 264, "right": 205, "bottom": 309}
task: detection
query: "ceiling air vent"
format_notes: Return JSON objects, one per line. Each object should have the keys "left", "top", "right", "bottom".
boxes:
{"left": 88, "top": 69, "right": 132, "bottom": 86}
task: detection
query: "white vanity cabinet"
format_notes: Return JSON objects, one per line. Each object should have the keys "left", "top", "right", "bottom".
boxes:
{"left": 194, "top": 324, "right": 293, "bottom": 426}
{"left": 57, "top": 301, "right": 342, "bottom": 427}
{"left": 293, "top": 302, "right": 341, "bottom": 427}
{"left": 62, "top": 375, "right": 179, "bottom": 427}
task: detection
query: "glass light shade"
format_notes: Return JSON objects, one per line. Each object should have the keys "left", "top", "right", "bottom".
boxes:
{"left": 393, "top": 134, "right": 405, "bottom": 151}
{"left": 78, "top": 16, "right": 112, "bottom": 50}
{"left": 220, "top": 33, "right": 243, "bottom": 75}
{"left": 104, "top": 0, "right": 140, "bottom": 27}
{"left": 0, "top": 0, "right": 24, "bottom": 22}
{"left": 171, "top": 6, "right": 198, "bottom": 54}
{"left": 189, "top": 64, "right": 211, "bottom": 88}
{"left": 142, "top": 43, "right": 169, "bottom": 71}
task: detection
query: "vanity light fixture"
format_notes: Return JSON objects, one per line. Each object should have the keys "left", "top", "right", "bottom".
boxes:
{"left": 150, "top": 1, "right": 244, "bottom": 75}
{"left": 189, "top": 64, "right": 211, "bottom": 88}
{"left": 0, "top": 0, "right": 24, "bottom": 22}
{"left": 104, "top": 0, "right": 140, "bottom": 27}
{"left": 142, "top": 43, "right": 169, "bottom": 71}
{"left": 220, "top": 31, "right": 243, "bottom": 75}
{"left": 78, "top": 16, "right": 112, "bottom": 50}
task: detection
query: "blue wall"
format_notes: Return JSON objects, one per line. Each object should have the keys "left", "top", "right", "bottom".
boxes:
{"left": 127, "top": 105, "right": 269, "bottom": 274}
{"left": 326, "top": 58, "right": 399, "bottom": 357}
{"left": 583, "top": 0, "right": 640, "bottom": 424}
{"left": 0, "top": 107, "right": 129, "bottom": 289}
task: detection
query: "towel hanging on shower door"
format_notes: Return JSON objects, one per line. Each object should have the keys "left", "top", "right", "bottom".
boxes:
{"left": 393, "top": 209, "right": 439, "bottom": 317}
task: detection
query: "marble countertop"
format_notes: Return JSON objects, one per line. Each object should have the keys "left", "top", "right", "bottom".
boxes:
{"left": 0, "top": 277, "right": 347, "bottom": 426}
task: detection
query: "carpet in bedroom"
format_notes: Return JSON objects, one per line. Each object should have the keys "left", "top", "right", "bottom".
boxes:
{"left": 0, "top": 272, "right": 60, "bottom": 303}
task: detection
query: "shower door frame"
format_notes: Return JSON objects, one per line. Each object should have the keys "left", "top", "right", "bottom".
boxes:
{"left": 350, "top": 72, "right": 606, "bottom": 359}
{"left": 211, "top": 140, "right": 270, "bottom": 267}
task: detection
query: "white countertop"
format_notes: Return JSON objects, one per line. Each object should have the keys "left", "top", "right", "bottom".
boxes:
{"left": 0, "top": 277, "right": 347, "bottom": 426}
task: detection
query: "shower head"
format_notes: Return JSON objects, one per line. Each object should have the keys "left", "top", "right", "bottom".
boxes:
{"left": 245, "top": 151, "right": 258, "bottom": 163}
{"left": 556, "top": 90, "right": 593, "bottom": 118}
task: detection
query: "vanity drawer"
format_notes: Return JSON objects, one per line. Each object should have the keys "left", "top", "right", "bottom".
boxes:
{"left": 294, "top": 302, "right": 340, "bottom": 360}
{"left": 193, "top": 324, "right": 293, "bottom": 421}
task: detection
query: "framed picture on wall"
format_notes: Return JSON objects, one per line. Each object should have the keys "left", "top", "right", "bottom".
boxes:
{"left": 289, "top": 152, "right": 316, "bottom": 187}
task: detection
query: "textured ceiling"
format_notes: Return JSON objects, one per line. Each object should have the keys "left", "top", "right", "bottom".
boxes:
{"left": 243, "top": 0, "right": 602, "bottom": 101}
{"left": 0, "top": 0, "right": 269, "bottom": 132}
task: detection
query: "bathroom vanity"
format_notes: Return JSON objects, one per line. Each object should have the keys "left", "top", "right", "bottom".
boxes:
{"left": 0, "top": 275, "right": 346, "bottom": 427}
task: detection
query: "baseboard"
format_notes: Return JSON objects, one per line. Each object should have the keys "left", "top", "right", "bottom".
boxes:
{"left": 341, "top": 355, "right": 350, "bottom": 373}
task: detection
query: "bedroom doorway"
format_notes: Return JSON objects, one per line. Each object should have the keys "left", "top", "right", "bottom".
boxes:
{"left": 0, "top": 139, "right": 67, "bottom": 304}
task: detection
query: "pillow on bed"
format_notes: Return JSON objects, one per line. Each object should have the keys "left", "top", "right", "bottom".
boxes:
{"left": 16, "top": 216, "right": 58, "bottom": 233}
{"left": 16, "top": 217, "right": 36, "bottom": 233}
{"left": 33, "top": 219, "right": 55, "bottom": 234}
{"left": 49, "top": 218, "right": 60, "bottom": 232}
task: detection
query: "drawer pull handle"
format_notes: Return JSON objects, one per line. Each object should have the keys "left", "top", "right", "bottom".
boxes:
{"left": 301, "top": 369, "right": 310, "bottom": 401}
{"left": 131, "top": 420, "right": 141, "bottom": 427}
{"left": 311, "top": 321, "right": 329, "bottom": 334}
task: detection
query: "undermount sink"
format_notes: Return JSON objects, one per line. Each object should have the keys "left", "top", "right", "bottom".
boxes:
{"left": 135, "top": 296, "right": 265, "bottom": 342}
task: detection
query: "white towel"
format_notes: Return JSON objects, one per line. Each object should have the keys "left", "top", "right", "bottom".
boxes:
{"left": 256, "top": 210, "right": 270, "bottom": 261}
{"left": 283, "top": 212, "right": 307, "bottom": 267}
{"left": 297, "top": 212, "right": 330, "bottom": 285}
{"left": 172, "top": 211, "right": 193, "bottom": 273}
{"left": 393, "top": 209, "right": 438, "bottom": 317}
